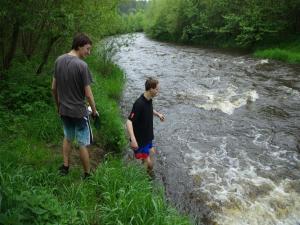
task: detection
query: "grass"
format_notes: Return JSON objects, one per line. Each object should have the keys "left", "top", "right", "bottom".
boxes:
{"left": 254, "top": 38, "right": 300, "bottom": 63}
{"left": 0, "top": 43, "right": 192, "bottom": 224}
{"left": 0, "top": 138, "right": 191, "bottom": 225}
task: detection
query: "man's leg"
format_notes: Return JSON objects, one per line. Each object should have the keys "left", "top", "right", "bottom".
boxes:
{"left": 76, "top": 117, "right": 91, "bottom": 176}
{"left": 60, "top": 116, "right": 75, "bottom": 174}
{"left": 62, "top": 138, "right": 72, "bottom": 166}
{"left": 79, "top": 146, "right": 90, "bottom": 174}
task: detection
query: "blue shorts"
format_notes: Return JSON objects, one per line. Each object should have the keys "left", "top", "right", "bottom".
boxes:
{"left": 61, "top": 116, "right": 92, "bottom": 147}
{"left": 134, "top": 142, "right": 153, "bottom": 159}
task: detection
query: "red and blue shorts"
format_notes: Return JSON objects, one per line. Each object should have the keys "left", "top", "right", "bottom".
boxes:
{"left": 134, "top": 142, "right": 153, "bottom": 159}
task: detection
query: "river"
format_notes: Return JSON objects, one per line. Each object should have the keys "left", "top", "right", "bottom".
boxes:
{"left": 113, "top": 33, "right": 300, "bottom": 225}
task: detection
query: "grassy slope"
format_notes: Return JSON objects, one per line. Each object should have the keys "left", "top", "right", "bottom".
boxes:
{"left": 254, "top": 38, "right": 300, "bottom": 64}
{"left": 0, "top": 49, "right": 192, "bottom": 224}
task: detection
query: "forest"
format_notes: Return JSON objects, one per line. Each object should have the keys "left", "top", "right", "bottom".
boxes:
{"left": 143, "top": 0, "right": 300, "bottom": 62}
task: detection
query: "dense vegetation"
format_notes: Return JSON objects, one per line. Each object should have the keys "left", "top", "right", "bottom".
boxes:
{"left": 0, "top": 0, "right": 191, "bottom": 224}
{"left": 0, "top": 0, "right": 144, "bottom": 77}
{"left": 143, "top": 0, "right": 300, "bottom": 63}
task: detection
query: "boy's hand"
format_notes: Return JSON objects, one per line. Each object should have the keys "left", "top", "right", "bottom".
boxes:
{"left": 130, "top": 139, "right": 139, "bottom": 150}
{"left": 157, "top": 113, "right": 165, "bottom": 122}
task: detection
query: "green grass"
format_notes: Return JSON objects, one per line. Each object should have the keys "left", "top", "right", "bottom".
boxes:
{"left": 254, "top": 38, "right": 300, "bottom": 63}
{"left": 0, "top": 138, "right": 191, "bottom": 225}
{"left": 0, "top": 43, "right": 192, "bottom": 225}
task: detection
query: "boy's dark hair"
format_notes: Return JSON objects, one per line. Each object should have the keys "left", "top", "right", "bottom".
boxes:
{"left": 71, "top": 33, "right": 92, "bottom": 50}
{"left": 145, "top": 77, "right": 159, "bottom": 91}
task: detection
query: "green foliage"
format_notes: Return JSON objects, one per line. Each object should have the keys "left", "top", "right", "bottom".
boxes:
{"left": 254, "top": 45, "right": 300, "bottom": 64}
{"left": 0, "top": 155, "right": 87, "bottom": 225}
{"left": 0, "top": 60, "right": 61, "bottom": 143}
{"left": 120, "top": 10, "right": 145, "bottom": 33}
{"left": 144, "top": 0, "right": 300, "bottom": 50}
{"left": 0, "top": 190, "right": 71, "bottom": 225}
{"left": 0, "top": 0, "right": 137, "bottom": 74}
{"left": 87, "top": 49, "right": 127, "bottom": 152}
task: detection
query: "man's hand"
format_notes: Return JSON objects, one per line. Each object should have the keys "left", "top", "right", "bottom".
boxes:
{"left": 130, "top": 139, "right": 139, "bottom": 150}
{"left": 92, "top": 110, "right": 99, "bottom": 119}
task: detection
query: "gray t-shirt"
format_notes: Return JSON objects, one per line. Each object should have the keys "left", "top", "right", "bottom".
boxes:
{"left": 54, "top": 54, "right": 93, "bottom": 118}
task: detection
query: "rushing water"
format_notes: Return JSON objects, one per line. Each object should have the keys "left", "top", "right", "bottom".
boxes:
{"left": 114, "top": 33, "right": 300, "bottom": 225}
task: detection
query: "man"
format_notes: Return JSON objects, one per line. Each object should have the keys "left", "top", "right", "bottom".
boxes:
{"left": 126, "top": 78, "right": 165, "bottom": 175}
{"left": 51, "top": 33, "right": 98, "bottom": 179}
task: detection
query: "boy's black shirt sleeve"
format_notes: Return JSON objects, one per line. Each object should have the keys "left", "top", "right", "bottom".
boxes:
{"left": 128, "top": 100, "right": 142, "bottom": 123}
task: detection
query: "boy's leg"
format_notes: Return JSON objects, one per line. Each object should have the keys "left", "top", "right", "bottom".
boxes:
{"left": 150, "top": 147, "right": 156, "bottom": 158}
{"left": 144, "top": 156, "right": 153, "bottom": 174}
{"left": 79, "top": 146, "right": 90, "bottom": 174}
{"left": 62, "top": 137, "right": 72, "bottom": 167}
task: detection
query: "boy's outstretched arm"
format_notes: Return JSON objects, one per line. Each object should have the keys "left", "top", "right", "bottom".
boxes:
{"left": 153, "top": 110, "right": 165, "bottom": 122}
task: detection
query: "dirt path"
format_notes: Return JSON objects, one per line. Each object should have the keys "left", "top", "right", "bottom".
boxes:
{"left": 50, "top": 143, "right": 106, "bottom": 170}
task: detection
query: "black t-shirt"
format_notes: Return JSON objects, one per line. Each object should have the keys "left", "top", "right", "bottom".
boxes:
{"left": 128, "top": 94, "right": 154, "bottom": 147}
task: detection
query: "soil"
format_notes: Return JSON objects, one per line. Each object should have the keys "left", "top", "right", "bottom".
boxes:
{"left": 49, "top": 143, "right": 106, "bottom": 170}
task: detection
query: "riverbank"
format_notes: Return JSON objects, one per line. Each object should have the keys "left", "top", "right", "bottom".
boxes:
{"left": 0, "top": 44, "right": 191, "bottom": 224}
{"left": 253, "top": 38, "right": 300, "bottom": 64}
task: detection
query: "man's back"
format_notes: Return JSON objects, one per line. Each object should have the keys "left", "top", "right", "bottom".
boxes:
{"left": 54, "top": 54, "right": 92, "bottom": 118}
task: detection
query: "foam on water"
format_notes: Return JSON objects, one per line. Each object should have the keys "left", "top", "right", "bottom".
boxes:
{"left": 191, "top": 86, "right": 259, "bottom": 114}
{"left": 215, "top": 181, "right": 300, "bottom": 225}
{"left": 278, "top": 86, "right": 300, "bottom": 100}
{"left": 184, "top": 134, "right": 300, "bottom": 225}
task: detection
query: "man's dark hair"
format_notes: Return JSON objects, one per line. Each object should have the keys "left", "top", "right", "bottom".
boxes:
{"left": 71, "top": 33, "right": 92, "bottom": 50}
{"left": 145, "top": 77, "right": 159, "bottom": 91}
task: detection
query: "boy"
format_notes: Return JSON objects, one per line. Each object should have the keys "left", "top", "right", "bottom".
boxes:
{"left": 126, "top": 78, "right": 165, "bottom": 175}
{"left": 51, "top": 33, "right": 98, "bottom": 179}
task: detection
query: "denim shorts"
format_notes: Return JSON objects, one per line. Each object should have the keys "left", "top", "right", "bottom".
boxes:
{"left": 61, "top": 116, "right": 92, "bottom": 147}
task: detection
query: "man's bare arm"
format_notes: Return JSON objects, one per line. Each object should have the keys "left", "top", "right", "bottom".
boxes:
{"left": 84, "top": 85, "right": 98, "bottom": 116}
{"left": 51, "top": 78, "right": 59, "bottom": 113}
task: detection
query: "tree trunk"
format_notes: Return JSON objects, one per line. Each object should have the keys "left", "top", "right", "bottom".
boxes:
{"left": 3, "top": 21, "right": 19, "bottom": 70}
{"left": 22, "top": 32, "right": 34, "bottom": 60}
{"left": 21, "top": 18, "right": 47, "bottom": 60}
{"left": 36, "top": 35, "right": 60, "bottom": 75}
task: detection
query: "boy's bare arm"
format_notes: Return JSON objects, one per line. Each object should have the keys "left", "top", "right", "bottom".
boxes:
{"left": 153, "top": 110, "right": 165, "bottom": 121}
{"left": 126, "top": 119, "right": 138, "bottom": 150}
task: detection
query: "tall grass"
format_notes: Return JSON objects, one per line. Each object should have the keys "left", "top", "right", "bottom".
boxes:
{"left": 91, "top": 159, "right": 191, "bottom": 225}
{"left": 254, "top": 38, "right": 300, "bottom": 63}
{"left": 0, "top": 139, "right": 191, "bottom": 225}
{"left": 86, "top": 41, "right": 127, "bottom": 152}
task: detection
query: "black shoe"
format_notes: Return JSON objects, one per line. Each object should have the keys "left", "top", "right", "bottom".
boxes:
{"left": 83, "top": 172, "right": 91, "bottom": 180}
{"left": 148, "top": 170, "right": 155, "bottom": 180}
{"left": 58, "top": 165, "right": 69, "bottom": 176}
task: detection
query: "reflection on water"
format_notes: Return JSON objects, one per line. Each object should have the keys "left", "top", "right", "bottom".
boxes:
{"left": 115, "top": 33, "right": 300, "bottom": 225}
